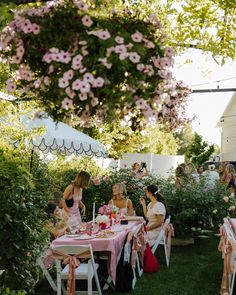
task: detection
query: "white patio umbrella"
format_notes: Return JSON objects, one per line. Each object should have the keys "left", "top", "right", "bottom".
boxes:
{"left": 21, "top": 114, "right": 108, "bottom": 158}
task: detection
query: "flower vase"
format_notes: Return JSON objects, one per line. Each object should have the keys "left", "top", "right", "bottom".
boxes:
{"left": 100, "top": 222, "right": 106, "bottom": 230}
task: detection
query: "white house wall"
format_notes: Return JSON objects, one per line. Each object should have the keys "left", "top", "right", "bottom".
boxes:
{"left": 219, "top": 92, "right": 236, "bottom": 161}
{"left": 120, "top": 153, "right": 184, "bottom": 179}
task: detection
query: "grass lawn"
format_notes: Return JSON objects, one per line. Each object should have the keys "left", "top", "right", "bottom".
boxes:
{"left": 35, "top": 233, "right": 223, "bottom": 295}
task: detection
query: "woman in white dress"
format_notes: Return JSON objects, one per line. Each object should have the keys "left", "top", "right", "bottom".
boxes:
{"left": 108, "top": 182, "right": 134, "bottom": 216}
{"left": 140, "top": 184, "right": 167, "bottom": 246}
{"left": 62, "top": 171, "right": 90, "bottom": 228}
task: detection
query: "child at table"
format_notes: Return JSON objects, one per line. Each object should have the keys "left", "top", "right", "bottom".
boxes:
{"left": 45, "top": 202, "right": 70, "bottom": 239}
{"left": 108, "top": 182, "right": 134, "bottom": 216}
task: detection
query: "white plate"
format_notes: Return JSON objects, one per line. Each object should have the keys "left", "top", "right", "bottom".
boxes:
{"left": 111, "top": 227, "right": 123, "bottom": 232}
{"left": 74, "top": 235, "right": 96, "bottom": 240}
{"left": 66, "top": 234, "right": 81, "bottom": 238}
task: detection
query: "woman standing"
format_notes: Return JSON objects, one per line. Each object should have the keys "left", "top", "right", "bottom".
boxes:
{"left": 62, "top": 171, "right": 90, "bottom": 228}
{"left": 140, "top": 185, "right": 167, "bottom": 246}
{"left": 108, "top": 182, "right": 134, "bottom": 216}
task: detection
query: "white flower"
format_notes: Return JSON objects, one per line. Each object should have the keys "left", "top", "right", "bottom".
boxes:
{"left": 223, "top": 196, "right": 229, "bottom": 203}
{"left": 96, "top": 214, "right": 109, "bottom": 224}
{"left": 212, "top": 209, "right": 218, "bottom": 214}
{"left": 191, "top": 227, "right": 196, "bottom": 231}
{"left": 228, "top": 206, "right": 235, "bottom": 211}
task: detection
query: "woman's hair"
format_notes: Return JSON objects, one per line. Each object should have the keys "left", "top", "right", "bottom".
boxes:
{"left": 46, "top": 202, "right": 57, "bottom": 218}
{"left": 112, "top": 182, "right": 127, "bottom": 197}
{"left": 146, "top": 184, "right": 169, "bottom": 219}
{"left": 73, "top": 171, "right": 91, "bottom": 188}
{"left": 175, "top": 166, "right": 186, "bottom": 177}
{"left": 131, "top": 162, "right": 139, "bottom": 170}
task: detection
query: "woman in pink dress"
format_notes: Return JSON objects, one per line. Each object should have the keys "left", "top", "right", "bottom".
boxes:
{"left": 108, "top": 183, "right": 134, "bottom": 216}
{"left": 62, "top": 171, "right": 90, "bottom": 228}
{"left": 140, "top": 184, "right": 167, "bottom": 246}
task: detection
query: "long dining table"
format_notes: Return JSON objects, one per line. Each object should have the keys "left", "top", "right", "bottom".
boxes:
{"left": 51, "top": 219, "right": 144, "bottom": 285}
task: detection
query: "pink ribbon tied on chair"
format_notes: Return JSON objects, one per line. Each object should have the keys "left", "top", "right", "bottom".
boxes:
{"left": 218, "top": 226, "right": 236, "bottom": 295}
{"left": 131, "top": 225, "right": 145, "bottom": 268}
{"left": 50, "top": 249, "right": 83, "bottom": 295}
{"left": 164, "top": 223, "right": 175, "bottom": 258}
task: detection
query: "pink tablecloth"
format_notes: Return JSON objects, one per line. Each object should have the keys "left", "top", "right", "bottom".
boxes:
{"left": 51, "top": 221, "right": 142, "bottom": 284}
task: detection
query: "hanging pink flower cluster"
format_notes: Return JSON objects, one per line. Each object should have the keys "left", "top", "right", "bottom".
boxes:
{"left": 0, "top": 0, "right": 191, "bottom": 129}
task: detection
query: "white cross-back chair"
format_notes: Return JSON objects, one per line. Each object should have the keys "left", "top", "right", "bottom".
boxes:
{"left": 222, "top": 219, "right": 236, "bottom": 295}
{"left": 51, "top": 244, "right": 102, "bottom": 295}
{"left": 151, "top": 216, "right": 171, "bottom": 267}
{"left": 36, "top": 255, "right": 57, "bottom": 292}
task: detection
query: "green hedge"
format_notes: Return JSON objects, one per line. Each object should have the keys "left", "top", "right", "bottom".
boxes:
{"left": 0, "top": 145, "right": 49, "bottom": 292}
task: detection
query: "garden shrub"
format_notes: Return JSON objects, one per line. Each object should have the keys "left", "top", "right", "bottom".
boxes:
{"left": 160, "top": 175, "right": 235, "bottom": 236}
{"left": 0, "top": 144, "right": 49, "bottom": 292}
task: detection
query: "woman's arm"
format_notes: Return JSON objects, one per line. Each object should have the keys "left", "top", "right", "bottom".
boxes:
{"left": 79, "top": 200, "right": 86, "bottom": 215}
{"left": 127, "top": 199, "right": 134, "bottom": 216}
{"left": 62, "top": 184, "right": 73, "bottom": 213}
{"left": 146, "top": 215, "right": 164, "bottom": 231}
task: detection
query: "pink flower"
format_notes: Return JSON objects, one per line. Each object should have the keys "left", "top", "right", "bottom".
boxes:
{"left": 72, "top": 79, "right": 82, "bottom": 90}
{"left": 42, "top": 53, "right": 53, "bottom": 63}
{"left": 32, "top": 23, "right": 40, "bottom": 35}
{"left": 160, "top": 57, "right": 172, "bottom": 68}
{"left": 165, "top": 47, "right": 175, "bottom": 57}
{"left": 129, "top": 52, "right": 140, "bottom": 63}
{"left": 79, "top": 81, "right": 91, "bottom": 93}
{"left": 6, "top": 79, "right": 16, "bottom": 92}
{"left": 158, "top": 69, "right": 172, "bottom": 79}
{"left": 63, "top": 70, "right": 74, "bottom": 80}
{"left": 114, "top": 45, "right": 127, "bottom": 54}
{"left": 115, "top": 36, "right": 124, "bottom": 44}
{"left": 60, "top": 51, "right": 71, "bottom": 64}
{"left": 10, "top": 55, "right": 21, "bottom": 64}
{"left": 119, "top": 52, "right": 129, "bottom": 60}
{"left": 72, "top": 54, "right": 83, "bottom": 70}
{"left": 98, "top": 30, "right": 111, "bottom": 40}
{"left": 88, "top": 29, "right": 111, "bottom": 40}
{"left": 98, "top": 57, "right": 112, "bottom": 69}
{"left": 65, "top": 87, "right": 75, "bottom": 98}
{"left": 82, "top": 15, "right": 93, "bottom": 27}
{"left": 144, "top": 40, "right": 155, "bottom": 49}
{"left": 83, "top": 72, "right": 94, "bottom": 83}
{"left": 58, "top": 77, "right": 69, "bottom": 88}
{"left": 16, "top": 46, "right": 24, "bottom": 57}
{"left": 48, "top": 65, "right": 54, "bottom": 73}
{"left": 143, "top": 65, "right": 154, "bottom": 76}
{"left": 91, "top": 97, "right": 99, "bottom": 106}
{"left": 106, "top": 46, "right": 115, "bottom": 57}
{"left": 79, "top": 93, "right": 88, "bottom": 101}
{"left": 44, "top": 76, "right": 50, "bottom": 86}
{"left": 152, "top": 56, "right": 162, "bottom": 68}
{"left": 61, "top": 97, "right": 73, "bottom": 110}
{"left": 93, "top": 77, "right": 105, "bottom": 88}
{"left": 135, "top": 98, "right": 147, "bottom": 109}
{"left": 93, "top": 176, "right": 100, "bottom": 186}
{"left": 75, "top": 1, "right": 88, "bottom": 11}
{"left": 137, "top": 63, "right": 145, "bottom": 71}
{"left": 131, "top": 31, "right": 143, "bottom": 42}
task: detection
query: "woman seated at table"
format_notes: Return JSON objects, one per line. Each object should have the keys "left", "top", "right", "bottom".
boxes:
{"left": 108, "top": 182, "right": 134, "bottom": 216}
{"left": 45, "top": 202, "right": 70, "bottom": 239}
{"left": 139, "top": 184, "right": 167, "bottom": 246}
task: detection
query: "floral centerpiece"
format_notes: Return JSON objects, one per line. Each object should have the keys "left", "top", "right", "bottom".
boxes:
{"left": 98, "top": 205, "right": 111, "bottom": 215}
{"left": 95, "top": 214, "right": 109, "bottom": 230}
{"left": 0, "top": 0, "right": 191, "bottom": 129}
